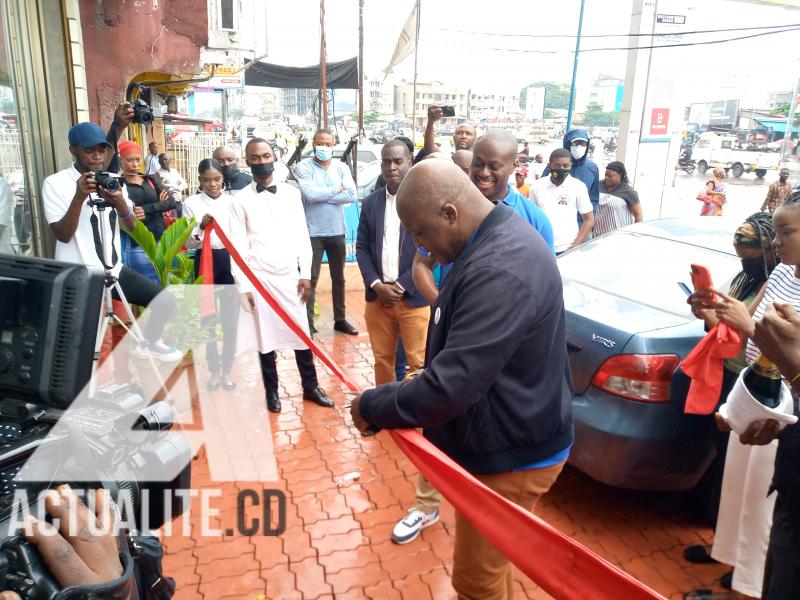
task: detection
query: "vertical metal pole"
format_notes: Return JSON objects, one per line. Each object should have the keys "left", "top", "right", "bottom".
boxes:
{"left": 781, "top": 77, "right": 799, "bottom": 163}
{"left": 565, "top": 0, "right": 586, "bottom": 132}
{"left": 411, "top": 0, "right": 421, "bottom": 143}
{"left": 358, "top": 0, "right": 364, "bottom": 137}
{"left": 320, "top": 0, "right": 328, "bottom": 129}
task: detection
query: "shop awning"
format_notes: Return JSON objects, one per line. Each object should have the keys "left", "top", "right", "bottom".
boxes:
{"left": 244, "top": 57, "right": 359, "bottom": 89}
{"left": 756, "top": 118, "right": 799, "bottom": 134}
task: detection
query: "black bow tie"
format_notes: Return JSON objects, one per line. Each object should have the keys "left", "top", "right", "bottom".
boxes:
{"left": 256, "top": 184, "right": 277, "bottom": 194}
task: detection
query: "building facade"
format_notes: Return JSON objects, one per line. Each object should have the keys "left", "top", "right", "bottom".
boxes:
{"left": 394, "top": 80, "right": 469, "bottom": 128}
{"left": 0, "top": 0, "right": 209, "bottom": 259}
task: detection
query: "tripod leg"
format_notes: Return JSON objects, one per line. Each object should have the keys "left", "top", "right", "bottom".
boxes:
{"left": 112, "top": 280, "right": 172, "bottom": 401}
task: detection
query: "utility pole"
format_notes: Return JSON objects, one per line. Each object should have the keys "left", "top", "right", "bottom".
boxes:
{"left": 781, "top": 77, "right": 799, "bottom": 163}
{"left": 358, "top": 0, "right": 364, "bottom": 138}
{"left": 565, "top": 0, "right": 586, "bottom": 131}
{"left": 411, "top": 0, "right": 421, "bottom": 142}
{"left": 320, "top": 0, "right": 328, "bottom": 129}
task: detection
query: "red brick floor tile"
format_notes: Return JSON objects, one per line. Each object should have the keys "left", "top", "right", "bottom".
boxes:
{"left": 193, "top": 535, "right": 254, "bottom": 565}
{"left": 420, "top": 566, "right": 457, "bottom": 599}
{"left": 325, "top": 561, "right": 391, "bottom": 595}
{"left": 306, "top": 514, "right": 362, "bottom": 539}
{"left": 364, "top": 579, "right": 403, "bottom": 600}
{"left": 316, "top": 545, "right": 382, "bottom": 574}
{"left": 380, "top": 546, "right": 448, "bottom": 581}
{"left": 288, "top": 555, "right": 333, "bottom": 598}
{"left": 392, "top": 573, "right": 435, "bottom": 600}
{"left": 197, "top": 569, "right": 266, "bottom": 598}
{"left": 314, "top": 529, "right": 368, "bottom": 556}
{"left": 263, "top": 562, "right": 300, "bottom": 600}
{"left": 172, "top": 589, "right": 203, "bottom": 600}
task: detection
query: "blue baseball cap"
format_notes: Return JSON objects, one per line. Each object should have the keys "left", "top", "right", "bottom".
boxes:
{"left": 68, "top": 122, "right": 112, "bottom": 149}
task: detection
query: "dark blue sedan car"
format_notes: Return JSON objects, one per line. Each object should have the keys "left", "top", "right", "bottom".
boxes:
{"left": 559, "top": 218, "right": 742, "bottom": 491}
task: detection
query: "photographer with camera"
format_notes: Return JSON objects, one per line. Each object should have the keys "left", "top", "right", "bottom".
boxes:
{"left": 42, "top": 107, "right": 181, "bottom": 363}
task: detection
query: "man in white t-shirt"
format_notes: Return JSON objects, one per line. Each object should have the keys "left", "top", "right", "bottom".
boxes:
{"left": 42, "top": 111, "right": 181, "bottom": 362}
{"left": 530, "top": 148, "right": 594, "bottom": 255}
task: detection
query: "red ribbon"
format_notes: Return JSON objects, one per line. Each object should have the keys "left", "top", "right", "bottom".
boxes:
{"left": 682, "top": 322, "right": 743, "bottom": 415}
{"left": 198, "top": 232, "right": 216, "bottom": 318}
{"left": 205, "top": 219, "right": 666, "bottom": 600}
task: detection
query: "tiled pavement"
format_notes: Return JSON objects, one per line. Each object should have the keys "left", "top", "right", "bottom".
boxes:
{"left": 160, "top": 290, "right": 731, "bottom": 600}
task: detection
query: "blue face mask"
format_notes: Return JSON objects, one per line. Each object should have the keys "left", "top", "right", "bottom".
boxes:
{"left": 314, "top": 146, "right": 333, "bottom": 161}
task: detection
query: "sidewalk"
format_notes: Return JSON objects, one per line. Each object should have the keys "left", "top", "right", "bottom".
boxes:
{"left": 161, "top": 290, "right": 728, "bottom": 600}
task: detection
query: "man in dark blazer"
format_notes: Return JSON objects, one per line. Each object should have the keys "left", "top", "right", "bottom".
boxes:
{"left": 356, "top": 140, "right": 429, "bottom": 386}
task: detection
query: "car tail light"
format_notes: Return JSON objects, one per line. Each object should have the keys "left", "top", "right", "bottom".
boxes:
{"left": 591, "top": 354, "right": 680, "bottom": 403}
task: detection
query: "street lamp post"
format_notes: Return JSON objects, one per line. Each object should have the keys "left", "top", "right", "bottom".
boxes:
{"left": 565, "top": 0, "right": 586, "bottom": 132}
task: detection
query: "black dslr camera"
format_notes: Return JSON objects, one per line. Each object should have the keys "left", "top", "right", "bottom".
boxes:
{"left": 131, "top": 99, "right": 154, "bottom": 125}
{"left": 94, "top": 170, "right": 122, "bottom": 193}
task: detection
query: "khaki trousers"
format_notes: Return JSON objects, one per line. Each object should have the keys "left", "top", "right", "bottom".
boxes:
{"left": 364, "top": 299, "right": 429, "bottom": 385}
{"left": 452, "top": 461, "right": 565, "bottom": 600}
{"left": 415, "top": 474, "right": 443, "bottom": 513}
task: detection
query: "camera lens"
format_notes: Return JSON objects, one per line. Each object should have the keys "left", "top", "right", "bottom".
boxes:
{"left": 137, "top": 109, "right": 154, "bottom": 125}
{"left": 104, "top": 178, "right": 121, "bottom": 192}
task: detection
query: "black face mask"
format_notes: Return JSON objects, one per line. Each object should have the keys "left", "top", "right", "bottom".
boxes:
{"left": 220, "top": 163, "right": 239, "bottom": 182}
{"left": 741, "top": 256, "right": 766, "bottom": 280}
{"left": 550, "top": 168, "right": 570, "bottom": 183}
{"left": 249, "top": 162, "right": 275, "bottom": 180}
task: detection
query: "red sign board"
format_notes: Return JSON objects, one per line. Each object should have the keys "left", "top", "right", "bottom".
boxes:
{"left": 650, "top": 108, "right": 670, "bottom": 135}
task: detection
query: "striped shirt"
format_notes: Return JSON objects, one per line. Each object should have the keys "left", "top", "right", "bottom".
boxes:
{"left": 594, "top": 181, "right": 640, "bottom": 236}
{"left": 746, "top": 263, "right": 800, "bottom": 365}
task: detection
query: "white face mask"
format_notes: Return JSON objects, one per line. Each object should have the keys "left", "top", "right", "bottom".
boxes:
{"left": 570, "top": 145, "right": 586, "bottom": 160}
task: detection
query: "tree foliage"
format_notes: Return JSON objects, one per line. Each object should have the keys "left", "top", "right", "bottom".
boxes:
{"left": 519, "top": 82, "right": 571, "bottom": 111}
{"left": 577, "top": 102, "right": 618, "bottom": 127}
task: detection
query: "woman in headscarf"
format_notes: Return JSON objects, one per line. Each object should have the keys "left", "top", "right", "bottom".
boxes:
{"left": 118, "top": 140, "right": 178, "bottom": 284}
{"left": 682, "top": 211, "right": 779, "bottom": 600}
{"left": 594, "top": 161, "right": 642, "bottom": 236}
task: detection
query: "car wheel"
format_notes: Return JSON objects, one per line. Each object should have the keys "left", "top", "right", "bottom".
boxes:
{"left": 731, "top": 163, "right": 744, "bottom": 178}
{"left": 697, "top": 160, "right": 708, "bottom": 175}
{"left": 755, "top": 169, "right": 767, "bottom": 179}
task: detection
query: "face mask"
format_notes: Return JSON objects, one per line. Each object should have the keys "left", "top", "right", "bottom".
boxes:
{"left": 220, "top": 163, "right": 238, "bottom": 182}
{"left": 249, "top": 162, "right": 275, "bottom": 179}
{"left": 314, "top": 146, "right": 333, "bottom": 161}
{"left": 550, "top": 168, "right": 570, "bottom": 183}
{"left": 741, "top": 256, "right": 765, "bottom": 279}
{"left": 570, "top": 144, "right": 586, "bottom": 160}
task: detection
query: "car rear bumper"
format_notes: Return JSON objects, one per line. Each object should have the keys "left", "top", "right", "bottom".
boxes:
{"left": 569, "top": 388, "right": 717, "bottom": 491}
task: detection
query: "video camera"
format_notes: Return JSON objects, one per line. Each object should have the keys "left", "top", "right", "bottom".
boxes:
{"left": 0, "top": 255, "right": 190, "bottom": 598}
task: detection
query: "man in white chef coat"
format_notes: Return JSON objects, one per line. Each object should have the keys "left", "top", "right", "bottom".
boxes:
{"left": 229, "top": 138, "right": 334, "bottom": 413}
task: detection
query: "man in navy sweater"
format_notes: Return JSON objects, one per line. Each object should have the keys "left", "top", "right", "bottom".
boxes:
{"left": 351, "top": 159, "right": 573, "bottom": 599}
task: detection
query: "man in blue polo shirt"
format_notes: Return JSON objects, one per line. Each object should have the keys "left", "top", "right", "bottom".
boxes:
{"left": 393, "top": 130, "right": 556, "bottom": 545}
{"left": 411, "top": 130, "right": 554, "bottom": 309}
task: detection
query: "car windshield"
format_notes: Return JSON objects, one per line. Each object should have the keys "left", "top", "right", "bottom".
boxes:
{"left": 558, "top": 231, "right": 741, "bottom": 317}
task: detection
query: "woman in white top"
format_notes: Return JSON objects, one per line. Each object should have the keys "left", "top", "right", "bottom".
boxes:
{"left": 694, "top": 193, "right": 800, "bottom": 599}
{"left": 183, "top": 158, "right": 238, "bottom": 392}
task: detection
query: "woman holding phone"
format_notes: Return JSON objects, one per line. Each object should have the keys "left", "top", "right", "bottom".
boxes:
{"left": 684, "top": 198, "right": 800, "bottom": 600}
{"left": 681, "top": 211, "right": 777, "bottom": 600}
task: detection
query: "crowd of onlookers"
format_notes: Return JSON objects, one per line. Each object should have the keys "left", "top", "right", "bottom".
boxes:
{"left": 33, "top": 99, "right": 800, "bottom": 599}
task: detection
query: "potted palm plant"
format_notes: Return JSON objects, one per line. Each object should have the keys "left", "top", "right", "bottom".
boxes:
{"left": 125, "top": 217, "right": 208, "bottom": 366}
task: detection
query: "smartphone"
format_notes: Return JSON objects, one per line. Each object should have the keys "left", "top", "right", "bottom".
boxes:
{"left": 677, "top": 282, "right": 692, "bottom": 297}
{"left": 690, "top": 264, "right": 715, "bottom": 305}
{"left": 441, "top": 106, "right": 455, "bottom": 117}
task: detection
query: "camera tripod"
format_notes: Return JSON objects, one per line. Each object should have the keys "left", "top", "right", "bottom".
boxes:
{"left": 87, "top": 199, "right": 170, "bottom": 401}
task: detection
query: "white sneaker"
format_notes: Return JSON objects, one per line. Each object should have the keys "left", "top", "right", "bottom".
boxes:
{"left": 391, "top": 508, "right": 439, "bottom": 544}
{"left": 133, "top": 341, "right": 183, "bottom": 363}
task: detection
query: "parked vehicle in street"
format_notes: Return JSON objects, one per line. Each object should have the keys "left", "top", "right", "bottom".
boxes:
{"left": 559, "top": 218, "right": 741, "bottom": 493}
{"left": 691, "top": 131, "right": 779, "bottom": 178}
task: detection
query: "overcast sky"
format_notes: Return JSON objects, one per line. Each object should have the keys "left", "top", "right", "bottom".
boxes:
{"left": 262, "top": 0, "right": 800, "bottom": 107}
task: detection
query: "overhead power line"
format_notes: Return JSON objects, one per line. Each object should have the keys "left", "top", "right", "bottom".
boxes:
{"left": 420, "top": 25, "right": 800, "bottom": 54}
{"left": 431, "top": 22, "right": 800, "bottom": 39}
